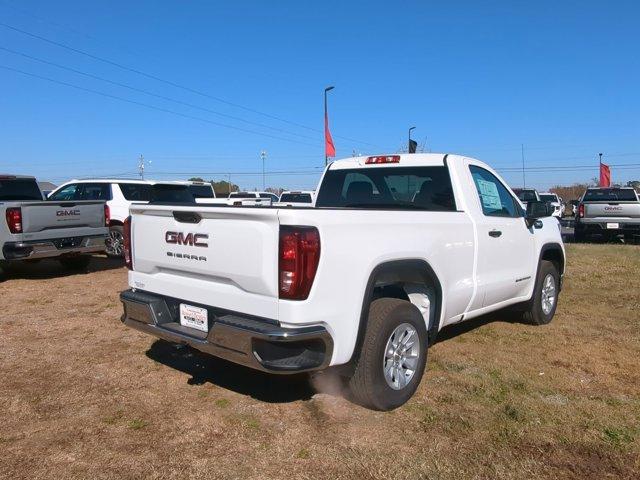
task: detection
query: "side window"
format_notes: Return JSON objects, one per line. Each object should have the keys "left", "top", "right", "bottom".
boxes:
{"left": 469, "top": 166, "right": 519, "bottom": 218}
{"left": 80, "top": 183, "right": 111, "bottom": 200}
{"left": 119, "top": 183, "right": 151, "bottom": 201}
{"left": 50, "top": 184, "right": 81, "bottom": 201}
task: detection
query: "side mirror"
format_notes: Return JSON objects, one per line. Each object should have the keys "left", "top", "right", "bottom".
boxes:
{"left": 525, "top": 201, "right": 552, "bottom": 228}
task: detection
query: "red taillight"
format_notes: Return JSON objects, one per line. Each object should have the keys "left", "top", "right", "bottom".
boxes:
{"left": 104, "top": 204, "right": 110, "bottom": 227}
{"left": 123, "top": 216, "right": 132, "bottom": 270}
{"left": 578, "top": 204, "right": 584, "bottom": 218}
{"left": 279, "top": 226, "right": 320, "bottom": 300}
{"left": 5, "top": 207, "right": 22, "bottom": 234}
{"left": 366, "top": 155, "right": 400, "bottom": 164}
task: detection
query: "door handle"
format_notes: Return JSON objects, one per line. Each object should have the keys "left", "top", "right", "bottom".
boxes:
{"left": 488, "top": 230, "right": 502, "bottom": 238}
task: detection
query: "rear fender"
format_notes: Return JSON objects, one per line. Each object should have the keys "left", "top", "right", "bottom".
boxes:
{"left": 349, "top": 259, "right": 443, "bottom": 365}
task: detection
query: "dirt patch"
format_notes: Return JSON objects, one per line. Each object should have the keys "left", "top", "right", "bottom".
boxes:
{"left": 1, "top": 246, "right": 639, "bottom": 479}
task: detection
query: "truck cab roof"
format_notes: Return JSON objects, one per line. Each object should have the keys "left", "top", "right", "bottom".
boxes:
{"left": 0, "top": 174, "right": 37, "bottom": 180}
{"left": 329, "top": 153, "right": 451, "bottom": 170}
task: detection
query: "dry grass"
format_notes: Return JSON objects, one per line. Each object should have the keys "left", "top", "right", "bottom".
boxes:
{"left": 0, "top": 245, "right": 639, "bottom": 479}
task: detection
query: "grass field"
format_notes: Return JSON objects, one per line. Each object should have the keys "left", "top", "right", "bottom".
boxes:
{"left": 1, "top": 244, "right": 639, "bottom": 479}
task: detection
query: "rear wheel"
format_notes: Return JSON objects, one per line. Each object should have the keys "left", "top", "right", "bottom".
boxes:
{"left": 105, "top": 225, "right": 124, "bottom": 258}
{"left": 59, "top": 255, "right": 92, "bottom": 271}
{"left": 522, "top": 260, "right": 559, "bottom": 325}
{"left": 347, "top": 298, "right": 428, "bottom": 411}
{"left": 573, "top": 227, "right": 585, "bottom": 243}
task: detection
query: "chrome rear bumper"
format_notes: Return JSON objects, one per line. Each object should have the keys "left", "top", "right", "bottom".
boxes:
{"left": 2, "top": 235, "right": 106, "bottom": 260}
{"left": 120, "top": 289, "right": 333, "bottom": 374}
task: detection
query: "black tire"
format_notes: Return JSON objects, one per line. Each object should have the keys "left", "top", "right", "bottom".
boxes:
{"left": 522, "top": 260, "right": 559, "bottom": 326}
{"left": 347, "top": 298, "right": 428, "bottom": 411}
{"left": 105, "top": 225, "right": 124, "bottom": 258}
{"left": 59, "top": 255, "right": 92, "bottom": 271}
{"left": 573, "top": 227, "right": 585, "bottom": 243}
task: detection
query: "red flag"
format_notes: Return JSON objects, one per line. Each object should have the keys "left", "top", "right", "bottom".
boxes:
{"left": 599, "top": 163, "right": 611, "bottom": 187}
{"left": 324, "top": 109, "right": 336, "bottom": 158}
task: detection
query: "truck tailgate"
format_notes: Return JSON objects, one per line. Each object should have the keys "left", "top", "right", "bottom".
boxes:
{"left": 129, "top": 205, "right": 280, "bottom": 319}
{"left": 20, "top": 201, "right": 106, "bottom": 233}
{"left": 584, "top": 202, "right": 640, "bottom": 219}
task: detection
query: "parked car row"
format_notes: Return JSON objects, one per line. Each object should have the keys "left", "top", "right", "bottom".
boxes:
{"left": 2, "top": 174, "right": 318, "bottom": 270}
{"left": 512, "top": 185, "right": 640, "bottom": 242}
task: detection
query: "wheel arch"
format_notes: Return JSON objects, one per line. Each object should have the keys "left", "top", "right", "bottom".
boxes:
{"left": 349, "top": 259, "right": 443, "bottom": 365}
{"left": 539, "top": 242, "right": 565, "bottom": 284}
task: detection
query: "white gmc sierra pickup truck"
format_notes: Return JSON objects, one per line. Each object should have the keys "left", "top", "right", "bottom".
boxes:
{"left": 119, "top": 153, "right": 565, "bottom": 410}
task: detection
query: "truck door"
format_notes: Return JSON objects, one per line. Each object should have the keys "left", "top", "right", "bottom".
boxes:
{"left": 467, "top": 165, "right": 536, "bottom": 307}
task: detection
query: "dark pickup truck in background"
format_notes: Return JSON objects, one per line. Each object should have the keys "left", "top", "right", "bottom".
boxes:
{"left": 1, "top": 175, "right": 108, "bottom": 274}
{"left": 575, "top": 187, "right": 640, "bottom": 242}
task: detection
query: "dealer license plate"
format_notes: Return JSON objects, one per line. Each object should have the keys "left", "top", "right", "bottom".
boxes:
{"left": 606, "top": 223, "right": 619, "bottom": 229}
{"left": 179, "top": 304, "right": 208, "bottom": 332}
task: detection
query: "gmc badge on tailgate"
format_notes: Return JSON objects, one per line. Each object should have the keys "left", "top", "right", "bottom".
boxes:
{"left": 56, "top": 209, "right": 81, "bottom": 216}
{"left": 165, "top": 231, "right": 209, "bottom": 261}
{"left": 165, "top": 231, "right": 209, "bottom": 247}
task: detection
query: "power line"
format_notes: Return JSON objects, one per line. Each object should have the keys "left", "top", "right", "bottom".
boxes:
{"left": 0, "top": 21, "right": 380, "bottom": 148}
{"left": 497, "top": 163, "right": 640, "bottom": 172}
{"left": 0, "top": 45, "right": 322, "bottom": 142}
{"left": 0, "top": 63, "right": 322, "bottom": 147}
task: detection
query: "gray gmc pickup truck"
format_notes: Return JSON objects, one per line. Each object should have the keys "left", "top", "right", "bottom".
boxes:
{"left": 1, "top": 175, "right": 108, "bottom": 275}
{"left": 575, "top": 187, "right": 640, "bottom": 242}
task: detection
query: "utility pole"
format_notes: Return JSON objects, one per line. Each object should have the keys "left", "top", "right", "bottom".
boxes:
{"left": 408, "top": 126, "right": 416, "bottom": 153}
{"left": 228, "top": 173, "right": 232, "bottom": 195}
{"left": 521, "top": 144, "right": 526, "bottom": 188}
{"left": 138, "top": 154, "right": 147, "bottom": 180}
{"left": 260, "top": 150, "right": 267, "bottom": 190}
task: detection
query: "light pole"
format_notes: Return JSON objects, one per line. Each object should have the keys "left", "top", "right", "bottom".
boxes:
{"left": 408, "top": 126, "right": 416, "bottom": 153}
{"left": 261, "top": 150, "right": 267, "bottom": 190}
{"left": 324, "top": 86, "right": 334, "bottom": 166}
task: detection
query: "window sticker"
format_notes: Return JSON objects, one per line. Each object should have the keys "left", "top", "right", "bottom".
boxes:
{"left": 477, "top": 179, "right": 502, "bottom": 210}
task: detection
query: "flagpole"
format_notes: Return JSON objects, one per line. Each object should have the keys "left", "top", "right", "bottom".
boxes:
{"left": 324, "top": 86, "right": 334, "bottom": 166}
{"left": 599, "top": 152, "right": 603, "bottom": 187}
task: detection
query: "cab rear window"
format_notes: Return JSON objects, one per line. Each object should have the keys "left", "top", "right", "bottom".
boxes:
{"left": 0, "top": 179, "right": 43, "bottom": 201}
{"left": 315, "top": 166, "right": 456, "bottom": 210}
{"left": 280, "top": 193, "right": 312, "bottom": 203}
{"left": 583, "top": 189, "right": 638, "bottom": 202}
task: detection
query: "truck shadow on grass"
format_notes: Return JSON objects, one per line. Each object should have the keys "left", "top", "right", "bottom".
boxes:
{"left": 146, "top": 339, "right": 315, "bottom": 403}
{"left": 1, "top": 255, "right": 123, "bottom": 280}
{"left": 145, "top": 310, "right": 529, "bottom": 404}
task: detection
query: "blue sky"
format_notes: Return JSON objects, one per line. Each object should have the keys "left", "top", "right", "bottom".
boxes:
{"left": 0, "top": 0, "right": 639, "bottom": 191}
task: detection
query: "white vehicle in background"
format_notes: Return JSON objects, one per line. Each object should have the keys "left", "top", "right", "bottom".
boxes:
{"left": 275, "top": 191, "right": 315, "bottom": 207}
{"left": 227, "top": 191, "right": 278, "bottom": 206}
{"left": 49, "top": 179, "right": 199, "bottom": 258}
{"left": 513, "top": 188, "right": 540, "bottom": 208}
{"left": 539, "top": 192, "right": 564, "bottom": 218}
{"left": 120, "top": 153, "right": 565, "bottom": 411}
{"left": 184, "top": 181, "right": 216, "bottom": 201}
